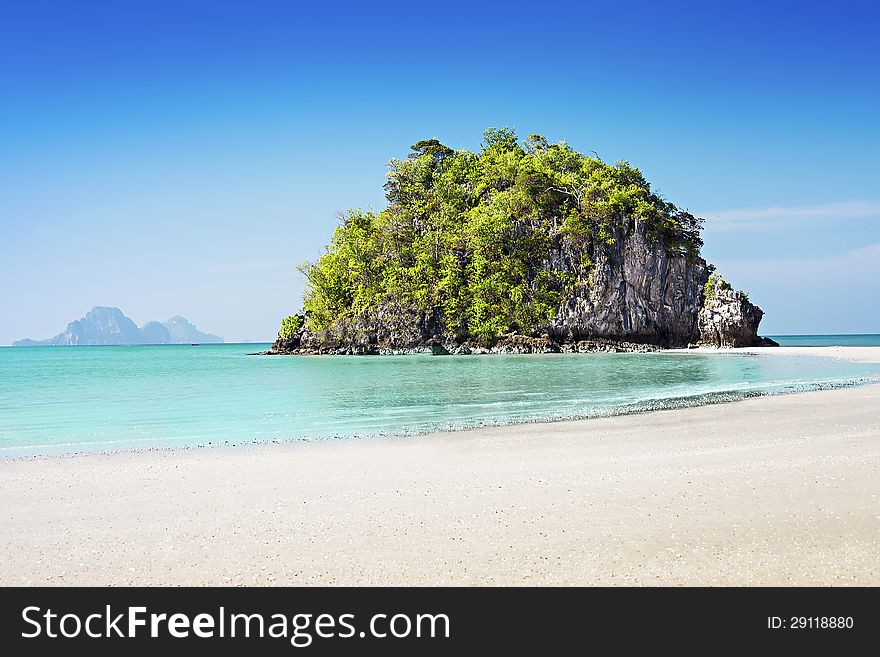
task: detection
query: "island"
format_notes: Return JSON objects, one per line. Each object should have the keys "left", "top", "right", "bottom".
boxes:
{"left": 270, "top": 129, "right": 776, "bottom": 355}
{"left": 13, "top": 306, "right": 224, "bottom": 346}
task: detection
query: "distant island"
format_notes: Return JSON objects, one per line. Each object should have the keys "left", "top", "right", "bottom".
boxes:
{"left": 14, "top": 307, "right": 224, "bottom": 346}
{"left": 271, "top": 129, "right": 777, "bottom": 355}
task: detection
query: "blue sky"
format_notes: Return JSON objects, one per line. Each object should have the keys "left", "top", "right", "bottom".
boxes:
{"left": 1, "top": 0, "right": 878, "bottom": 343}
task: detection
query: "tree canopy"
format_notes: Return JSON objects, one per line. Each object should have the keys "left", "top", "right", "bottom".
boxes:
{"left": 295, "top": 128, "right": 704, "bottom": 344}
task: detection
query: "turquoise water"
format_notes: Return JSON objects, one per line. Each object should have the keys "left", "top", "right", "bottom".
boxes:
{"left": 770, "top": 334, "right": 880, "bottom": 347}
{"left": 1, "top": 344, "right": 878, "bottom": 458}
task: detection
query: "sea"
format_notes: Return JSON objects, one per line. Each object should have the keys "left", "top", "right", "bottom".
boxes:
{"left": 1, "top": 336, "right": 878, "bottom": 458}
{"left": 771, "top": 334, "right": 880, "bottom": 347}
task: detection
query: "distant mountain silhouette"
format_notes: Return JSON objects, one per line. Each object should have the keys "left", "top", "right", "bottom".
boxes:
{"left": 13, "top": 307, "right": 224, "bottom": 345}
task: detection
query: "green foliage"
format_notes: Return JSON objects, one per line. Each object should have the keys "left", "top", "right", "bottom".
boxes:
{"left": 524, "top": 134, "right": 549, "bottom": 153}
{"left": 482, "top": 126, "right": 520, "bottom": 152}
{"left": 410, "top": 138, "right": 454, "bottom": 161}
{"left": 703, "top": 273, "right": 733, "bottom": 303}
{"left": 300, "top": 128, "right": 706, "bottom": 344}
{"left": 278, "top": 315, "right": 304, "bottom": 339}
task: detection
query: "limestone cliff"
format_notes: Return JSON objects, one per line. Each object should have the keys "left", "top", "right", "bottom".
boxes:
{"left": 544, "top": 219, "right": 707, "bottom": 346}
{"left": 696, "top": 276, "right": 779, "bottom": 348}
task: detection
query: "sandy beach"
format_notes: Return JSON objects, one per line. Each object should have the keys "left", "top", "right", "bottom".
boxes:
{"left": 1, "top": 346, "right": 878, "bottom": 586}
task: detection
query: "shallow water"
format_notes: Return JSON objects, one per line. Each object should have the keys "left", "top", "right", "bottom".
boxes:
{"left": 770, "top": 334, "right": 880, "bottom": 347}
{"left": 0, "top": 344, "right": 877, "bottom": 457}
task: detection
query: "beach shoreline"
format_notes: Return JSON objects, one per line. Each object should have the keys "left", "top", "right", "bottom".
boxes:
{"left": 1, "top": 346, "right": 878, "bottom": 586}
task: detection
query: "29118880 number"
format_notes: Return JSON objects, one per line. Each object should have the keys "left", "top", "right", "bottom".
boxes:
{"left": 789, "top": 617, "right": 853, "bottom": 629}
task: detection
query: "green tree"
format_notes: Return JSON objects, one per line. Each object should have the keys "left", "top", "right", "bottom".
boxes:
{"left": 481, "top": 126, "right": 520, "bottom": 152}
{"left": 279, "top": 315, "right": 303, "bottom": 339}
{"left": 410, "top": 138, "right": 454, "bottom": 161}
{"left": 289, "top": 128, "right": 706, "bottom": 344}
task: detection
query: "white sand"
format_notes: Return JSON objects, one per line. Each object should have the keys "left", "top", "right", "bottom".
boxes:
{"left": 1, "top": 346, "right": 878, "bottom": 586}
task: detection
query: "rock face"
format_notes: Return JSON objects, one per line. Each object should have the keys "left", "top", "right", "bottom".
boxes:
{"left": 269, "top": 219, "right": 774, "bottom": 355}
{"left": 695, "top": 277, "right": 779, "bottom": 348}
{"left": 546, "top": 220, "right": 708, "bottom": 346}
{"left": 13, "top": 307, "right": 224, "bottom": 346}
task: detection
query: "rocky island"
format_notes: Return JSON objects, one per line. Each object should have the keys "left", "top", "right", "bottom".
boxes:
{"left": 14, "top": 307, "right": 224, "bottom": 346}
{"left": 270, "top": 129, "right": 776, "bottom": 355}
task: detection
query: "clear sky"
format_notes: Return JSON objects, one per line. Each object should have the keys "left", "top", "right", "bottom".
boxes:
{"left": 2, "top": 0, "right": 878, "bottom": 343}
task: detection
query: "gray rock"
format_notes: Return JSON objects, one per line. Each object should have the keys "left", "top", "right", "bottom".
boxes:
{"left": 696, "top": 277, "right": 769, "bottom": 348}
{"left": 546, "top": 220, "right": 707, "bottom": 347}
